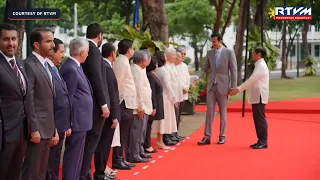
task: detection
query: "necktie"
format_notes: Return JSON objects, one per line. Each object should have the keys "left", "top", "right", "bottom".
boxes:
{"left": 44, "top": 61, "right": 53, "bottom": 83}
{"left": 52, "top": 66, "right": 61, "bottom": 80}
{"left": 215, "top": 50, "right": 220, "bottom": 67}
{"left": 9, "top": 59, "right": 26, "bottom": 95}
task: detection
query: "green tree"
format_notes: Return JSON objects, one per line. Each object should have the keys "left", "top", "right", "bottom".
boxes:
{"left": 166, "top": 0, "right": 215, "bottom": 70}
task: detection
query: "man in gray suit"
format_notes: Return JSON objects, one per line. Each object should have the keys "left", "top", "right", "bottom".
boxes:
{"left": 22, "top": 28, "right": 57, "bottom": 180}
{"left": 195, "top": 33, "right": 237, "bottom": 145}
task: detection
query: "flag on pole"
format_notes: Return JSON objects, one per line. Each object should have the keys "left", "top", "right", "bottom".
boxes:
{"left": 133, "top": 0, "right": 140, "bottom": 31}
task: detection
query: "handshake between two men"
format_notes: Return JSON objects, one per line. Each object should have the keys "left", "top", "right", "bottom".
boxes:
{"left": 192, "top": 76, "right": 241, "bottom": 96}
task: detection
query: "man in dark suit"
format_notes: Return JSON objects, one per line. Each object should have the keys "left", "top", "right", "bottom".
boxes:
{"left": 80, "top": 23, "right": 111, "bottom": 180}
{"left": 60, "top": 38, "right": 94, "bottom": 180}
{"left": 94, "top": 43, "right": 119, "bottom": 180}
{"left": 46, "top": 38, "right": 72, "bottom": 180}
{"left": 0, "top": 99, "right": 4, "bottom": 152}
{"left": 0, "top": 23, "right": 36, "bottom": 180}
{"left": 22, "top": 28, "right": 57, "bottom": 180}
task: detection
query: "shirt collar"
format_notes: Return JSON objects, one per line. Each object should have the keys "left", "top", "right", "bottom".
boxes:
{"left": 132, "top": 63, "right": 143, "bottom": 70}
{"left": 255, "top": 58, "right": 264, "bottom": 65}
{"left": 45, "top": 58, "right": 55, "bottom": 67}
{"left": 0, "top": 50, "right": 15, "bottom": 64}
{"left": 215, "top": 46, "right": 223, "bottom": 53}
{"left": 87, "top": 39, "right": 97, "bottom": 47}
{"left": 69, "top": 56, "right": 81, "bottom": 67}
{"left": 103, "top": 58, "right": 112, "bottom": 67}
{"left": 32, "top": 51, "right": 47, "bottom": 67}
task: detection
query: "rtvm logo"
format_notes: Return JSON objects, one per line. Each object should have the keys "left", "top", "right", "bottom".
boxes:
{"left": 269, "top": 6, "right": 312, "bottom": 20}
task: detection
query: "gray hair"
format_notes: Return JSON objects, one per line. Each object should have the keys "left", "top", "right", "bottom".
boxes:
{"left": 69, "top": 38, "right": 89, "bottom": 56}
{"left": 164, "top": 47, "right": 176, "bottom": 57}
{"left": 176, "top": 45, "right": 186, "bottom": 53}
{"left": 133, "top": 50, "right": 148, "bottom": 64}
{"left": 142, "top": 49, "right": 151, "bottom": 59}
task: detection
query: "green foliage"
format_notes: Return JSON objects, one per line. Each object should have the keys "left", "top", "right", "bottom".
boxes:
{"left": 303, "top": 56, "right": 317, "bottom": 76}
{"left": 106, "top": 25, "right": 179, "bottom": 55}
{"left": 30, "top": 0, "right": 133, "bottom": 36}
{"left": 184, "top": 57, "right": 191, "bottom": 65}
{"left": 0, "top": 0, "right": 6, "bottom": 24}
{"left": 248, "top": 26, "right": 279, "bottom": 71}
{"left": 188, "top": 78, "right": 206, "bottom": 102}
{"left": 166, "top": 0, "right": 215, "bottom": 37}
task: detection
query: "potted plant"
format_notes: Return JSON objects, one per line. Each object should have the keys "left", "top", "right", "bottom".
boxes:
{"left": 303, "top": 56, "right": 317, "bottom": 76}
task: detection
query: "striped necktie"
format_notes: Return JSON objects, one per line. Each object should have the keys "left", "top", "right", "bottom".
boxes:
{"left": 9, "top": 59, "right": 26, "bottom": 95}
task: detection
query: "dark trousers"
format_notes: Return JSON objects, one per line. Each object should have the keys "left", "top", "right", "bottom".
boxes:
{"left": 143, "top": 120, "right": 153, "bottom": 149}
{"left": 119, "top": 102, "right": 133, "bottom": 159}
{"left": 252, "top": 99, "right": 268, "bottom": 144}
{"left": 22, "top": 139, "right": 51, "bottom": 180}
{"left": 177, "top": 101, "right": 185, "bottom": 130}
{"left": 63, "top": 131, "right": 87, "bottom": 180}
{"left": 94, "top": 121, "right": 115, "bottom": 178}
{"left": 80, "top": 107, "right": 106, "bottom": 180}
{"left": 129, "top": 115, "right": 148, "bottom": 160}
{"left": 46, "top": 133, "right": 65, "bottom": 180}
{"left": 0, "top": 126, "right": 27, "bottom": 180}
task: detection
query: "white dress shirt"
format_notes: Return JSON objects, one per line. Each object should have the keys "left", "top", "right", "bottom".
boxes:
{"left": 113, "top": 54, "right": 137, "bottom": 109}
{"left": 130, "top": 64, "right": 153, "bottom": 115}
{"left": 0, "top": 50, "right": 27, "bottom": 91}
{"left": 32, "top": 51, "right": 53, "bottom": 83}
{"left": 176, "top": 62, "right": 191, "bottom": 100}
{"left": 237, "top": 58, "right": 269, "bottom": 104}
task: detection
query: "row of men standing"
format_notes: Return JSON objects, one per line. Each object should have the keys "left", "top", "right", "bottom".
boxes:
{"left": 0, "top": 22, "right": 191, "bottom": 180}
{"left": 0, "top": 22, "right": 117, "bottom": 180}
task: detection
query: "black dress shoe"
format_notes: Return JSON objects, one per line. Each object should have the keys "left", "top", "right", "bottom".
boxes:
{"left": 217, "top": 137, "right": 225, "bottom": 144}
{"left": 94, "top": 174, "right": 116, "bottom": 180}
{"left": 197, "top": 137, "right": 211, "bottom": 145}
{"left": 112, "top": 161, "right": 131, "bottom": 170}
{"left": 252, "top": 143, "right": 268, "bottom": 149}
{"left": 123, "top": 160, "right": 136, "bottom": 167}
{"left": 170, "top": 136, "right": 180, "bottom": 142}
{"left": 130, "top": 157, "right": 149, "bottom": 163}
{"left": 140, "top": 153, "right": 152, "bottom": 159}
{"left": 105, "top": 174, "right": 116, "bottom": 180}
{"left": 250, "top": 143, "right": 258, "bottom": 148}
{"left": 164, "top": 139, "right": 177, "bottom": 146}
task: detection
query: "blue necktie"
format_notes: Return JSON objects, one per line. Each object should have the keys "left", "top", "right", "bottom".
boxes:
{"left": 52, "top": 66, "right": 61, "bottom": 80}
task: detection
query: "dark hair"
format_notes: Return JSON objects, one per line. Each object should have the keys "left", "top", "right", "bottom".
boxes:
{"left": 102, "top": 43, "right": 115, "bottom": 58}
{"left": 0, "top": 23, "right": 18, "bottom": 37}
{"left": 53, "top": 38, "right": 63, "bottom": 53}
{"left": 118, "top": 39, "right": 133, "bottom": 55}
{"left": 146, "top": 56, "right": 158, "bottom": 72}
{"left": 211, "top": 32, "right": 223, "bottom": 41}
{"left": 86, "top": 23, "right": 104, "bottom": 39}
{"left": 155, "top": 51, "right": 166, "bottom": 67}
{"left": 254, "top": 46, "right": 266, "bottom": 58}
{"left": 30, "top": 28, "right": 53, "bottom": 50}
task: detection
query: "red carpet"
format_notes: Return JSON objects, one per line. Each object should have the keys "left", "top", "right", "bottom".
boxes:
{"left": 58, "top": 98, "right": 320, "bottom": 179}
{"left": 195, "top": 98, "right": 320, "bottom": 114}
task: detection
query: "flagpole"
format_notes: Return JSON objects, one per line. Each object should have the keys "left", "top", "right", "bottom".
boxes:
{"left": 242, "top": 0, "right": 250, "bottom": 117}
{"left": 133, "top": 0, "right": 140, "bottom": 31}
